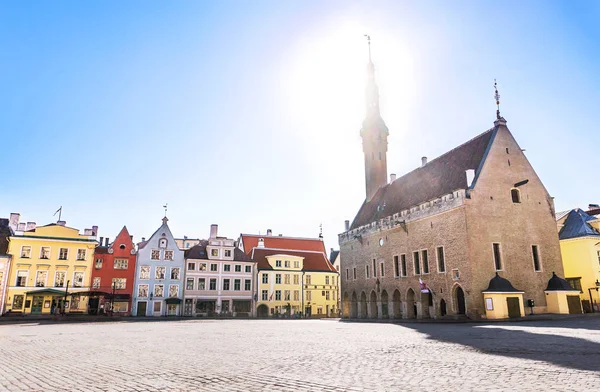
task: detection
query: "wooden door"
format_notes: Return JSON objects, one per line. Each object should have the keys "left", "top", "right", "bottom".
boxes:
{"left": 506, "top": 297, "right": 521, "bottom": 318}
{"left": 567, "top": 296, "right": 582, "bottom": 314}
{"left": 31, "top": 296, "right": 44, "bottom": 314}
{"left": 136, "top": 301, "right": 147, "bottom": 316}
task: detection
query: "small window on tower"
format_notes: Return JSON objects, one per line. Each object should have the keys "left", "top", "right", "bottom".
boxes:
{"left": 511, "top": 189, "right": 521, "bottom": 203}
{"left": 379, "top": 152, "right": 382, "bottom": 160}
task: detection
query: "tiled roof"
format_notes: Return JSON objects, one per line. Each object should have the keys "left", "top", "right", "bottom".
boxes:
{"left": 558, "top": 209, "right": 600, "bottom": 240}
{"left": 240, "top": 234, "right": 326, "bottom": 255}
{"left": 555, "top": 210, "right": 572, "bottom": 222}
{"left": 94, "top": 246, "right": 109, "bottom": 255}
{"left": 329, "top": 250, "right": 340, "bottom": 264}
{"left": 185, "top": 240, "right": 251, "bottom": 261}
{"left": 350, "top": 128, "right": 496, "bottom": 230}
{"left": 250, "top": 248, "right": 336, "bottom": 272}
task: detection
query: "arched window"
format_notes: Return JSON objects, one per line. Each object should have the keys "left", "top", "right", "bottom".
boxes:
{"left": 511, "top": 189, "right": 521, "bottom": 203}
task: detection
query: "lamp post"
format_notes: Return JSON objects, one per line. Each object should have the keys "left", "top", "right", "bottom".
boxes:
{"left": 587, "top": 279, "right": 600, "bottom": 313}
{"left": 62, "top": 280, "right": 70, "bottom": 315}
{"left": 110, "top": 281, "right": 116, "bottom": 317}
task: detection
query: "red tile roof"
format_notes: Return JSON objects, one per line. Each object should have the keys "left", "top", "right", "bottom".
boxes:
{"left": 250, "top": 248, "right": 336, "bottom": 272}
{"left": 240, "top": 234, "right": 326, "bottom": 255}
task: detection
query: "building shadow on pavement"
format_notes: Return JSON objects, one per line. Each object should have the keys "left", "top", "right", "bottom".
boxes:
{"left": 399, "top": 321, "right": 600, "bottom": 372}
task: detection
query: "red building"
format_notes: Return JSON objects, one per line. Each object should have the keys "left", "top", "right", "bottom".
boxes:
{"left": 88, "top": 226, "right": 137, "bottom": 315}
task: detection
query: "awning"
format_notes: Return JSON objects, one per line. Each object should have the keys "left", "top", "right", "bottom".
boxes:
{"left": 165, "top": 297, "right": 182, "bottom": 304}
{"left": 25, "top": 288, "right": 68, "bottom": 296}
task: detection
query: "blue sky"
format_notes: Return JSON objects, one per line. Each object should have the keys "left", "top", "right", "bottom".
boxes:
{"left": 1, "top": 1, "right": 599, "bottom": 249}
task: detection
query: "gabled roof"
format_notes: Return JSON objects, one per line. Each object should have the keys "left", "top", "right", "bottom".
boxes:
{"left": 329, "top": 250, "right": 340, "bottom": 264}
{"left": 250, "top": 248, "right": 336, "bottom": 272}
{"left": 555, "top": 210, "right": 571, "bottom": 222}
{"left": 350, "top": 128, "right": 496, "bottom": 230}
{"left": 185, "top": 240, "right": 251, "bottom": 261}
{"left": 239, "top": 234, "right": 326, "bottom": 255}
{"left": 558, "top": 209, "right": 600, "bottom": 240}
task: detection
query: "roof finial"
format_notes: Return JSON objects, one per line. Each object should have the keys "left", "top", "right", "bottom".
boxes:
{"left": 494, "top": 79, "right": 501, "bottom": 119}
{"left": 364, "top": 34, "right": 372, "bottom": 63}
{"left": 163, "top": 203, "right": 168, "bottom": 217}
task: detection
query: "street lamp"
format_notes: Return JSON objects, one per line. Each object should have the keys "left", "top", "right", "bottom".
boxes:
{"left": 587, "top": 279, "right": 600, "bottom": 313}
{"left": 110, "top": 281, "right": 116, "bottom": 317}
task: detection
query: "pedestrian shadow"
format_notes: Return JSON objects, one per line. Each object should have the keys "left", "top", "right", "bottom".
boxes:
{"left": 399, "top": 322, "right": 600, "bottom": 372}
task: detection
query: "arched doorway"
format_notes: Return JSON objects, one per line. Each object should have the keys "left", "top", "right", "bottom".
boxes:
{"left": 380, "top": 290, "right": 389, "bottom": 318}
{"left": 392, "top": 289, "right": 402, "bottom": 319}
{"left": 406, "top": 288, "right": 416, "bottom": 319}
{"left": 440, "top": 299, "right": 447, "bottom": 317}
{"left": 342, "top": 292, "right": 350, "bottom": 318}
{"left": 420, "top": 292, "right": 432, "bottom": 319}
{"left": 351, "top": 292, "right": 358, "bottom": 318}
{"left": 257, "top": 304, "right": 269, "bottom": 318}
{"left": 455, "top": 286, "right": 466, "bottom": 315}
{"left": 359, "top": 292, "right": 368, "bottom": 318}
{"left": 369, "top": 291, "right": 379, "bottom": 319}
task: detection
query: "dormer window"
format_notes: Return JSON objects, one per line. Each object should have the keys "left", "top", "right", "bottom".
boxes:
{"left": 211, "top": 249, "right": 219, "bottom": 257}
{"left": 159, "top": 239, "right": 168, "bottom": 249}
{"left": 511, "top": 189, "right": 521, "bottom": 203}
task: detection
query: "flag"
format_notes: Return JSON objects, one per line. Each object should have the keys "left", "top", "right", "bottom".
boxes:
{"left": 269, "top": 291, "right": 273, "bottom": 301}
{"left": 419, "top": 278, "right": 429, "bottom": 293}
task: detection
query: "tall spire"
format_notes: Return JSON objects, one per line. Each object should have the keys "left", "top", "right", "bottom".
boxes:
{"left": 494, "top": 79, "right": 501, "bottom": 119}
{"left": 364, "top": 34, "right": 380, "bottom": 119}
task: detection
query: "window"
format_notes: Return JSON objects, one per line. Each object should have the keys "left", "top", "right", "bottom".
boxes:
{"left": 284, "top": 260, "right": 290, "bottom": 268}
{"left": 306, "top": 275, "right": 311, "bottom": 285}
{"left": 293, "top": 290, "right": 300, "bottom": 301}
{"left": 597, "top": 250, "right": 600, "bottom": 265}
{"left": 77, "top": 249, "right": 86, "bottom": 261}
{"left": 169, "top": 284, "right": 178, "bottom": 297}
{"left": 58, "top": 248, "right": 68, "bottom": 260}
{"left": 244, "top": 279, "right": 251, "bottom": 291}
{"left": 119, "top": 244, "right": 126, "bottom": 250}
{"left": 284, "top": 274, "right": 290, "bottom": 284}
{"left": 12, "top": 295, "right": 24, "bottom": 310}
{"left": 245, "top": 265, "right": 251, "bottom": 273}
{"left": 153, "top": 302, "right": 161, "bottom": 312}
{"left": 235, "top": 265, "right": 241, "bottom": 272}
{"left": 223, "top": 279, "right": 230, "bottom": 290}
{"left": 436, "top": 247, "right": 446, "bottom": 272}
{"left": 283, "top": 290, "right": 289, "bottom": 300}
{"left": 275, "top": 290, "right": 281, "bottom": 300}
{"left": 353, "top": 268, "right": 356, "bottom": 279}
{"left": 234, "top": 279, "right": 241, "bottom": 291}
{"left": 211, "top": 249, "right": 218, "bottom": 257}
{"left": 380, "top": 262, "right": 385, "bottom": 277}
{"left": 198, "top": 278, "right": 206, "bottom": 290}
{"left": 154, "top": 284, "right": 164, "bottom": 298}
{"left": 138, "top": 284, "right": 149, "bottom": 298}
{"left": 112, "top": 302, "right": 128, "bottom": 313}
{"left": 92, "top": 277, "right": 100, "bottom": 289}
{"left": 159, "top": 238, "right": 167, "bottom": 248}
{"left": 210, "top": 264, "right": 218, "bottom": 272}
{"left": 225, "top": 249, "right": 231, "bottom": 257}
{"left": 393, "top": 256, "right": 399, "bottom": 277}
{"left": 566, "top": 278, "right": 582, "bottom": 292}
{"left": 262, "top": 290, "right": 268, "bottom": 301}
{"left": 95, "top": 258, "right": 103, "bottom": 269}
{"left": 114, "top": 259, "right": 128, "bottom": 269}
{"left": 511, "top": 189, "right": 521, "bottom": 203}
{"left": 151, "top": 250, "right": 160, "bottom": 260}
{"left": 112, "top": 278, "right": 126, "bottom": 290}
{"left": 209, "top": 278, "right": 217, "bottom": 290}
{"left": 372, "top": 259, "right": 377, "bottom": 277}
{"left": 276, "top": 260, "right": 282, "bottom": 267}
{"left": 54, "top": 271, "right": 66, "bottom": 287}
{"left": 326, "top": 291, "right": 330, "bottom": 300}
{"left": 36, "top": 271, "right": 48, "bottom": 287}
{"left": 306, "top": 291, "right": 312, "bottom": 301}
{"left": 139, "top": 266, "right": 150, "bottom": 280}
{"left": 421, "top": 250, "right": 429, "bottom": 274}
{"left": 21, "top": 246, "right": 31, "bottom": 258}
{"left": 400, "top": 255, "right": 407, "bottom": 277}
{"left": 155, "top": 266, "right": 166, "bottom": 280}
{"left": 365, "top": 265, "right": 370, "bottom": 279}
{"left": 262, "top": 273, "right": 268, "bottom": 284}
{"left": 73, "top": 272, "right": 84, "bottom": 287}
{"left": 164, "top": 251, "right": 174, "bottom": 261}
{"left": 493, "top": 243, "right": 502, "bottom": 271}
{"left": 294, "top": 261, "right": 300, "bottom": 268}
{"left": 198, "top": 263, "right": 207, "bottom": 271}
{"left": 224, "top": 264, "right": 231, "bottom": 272}
{"left": 170, "top": 267, "right": 180, "bottom": 280}
{"left": 275, "top": 274, "right": 282, "bottom": 284}
{"left": 40, "top": 247, "right": 50, "bottom": 259}
{"left": 325, "top": 276, "right": 330, "bottom": 285}
{"left": 413, "top": 252, "right": 421, "bottom": 275}
{"left": 532, "top": 245, "right": 541, "bottom": 271}
{"left": 187, "top": 262, "right": 195, "bottom": 271}
{"left": 186, "top": 278, "right": 194, "bottom": 290}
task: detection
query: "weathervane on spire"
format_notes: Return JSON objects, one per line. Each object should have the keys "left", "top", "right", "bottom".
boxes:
{"left": 364, "top": 34, "right": 372, "bottom": 63}
{"left": 163, "top": 203, "right": 168, "bottom": 217}
{"left": 494, "top": 79, "right": 501, "bottom": 119}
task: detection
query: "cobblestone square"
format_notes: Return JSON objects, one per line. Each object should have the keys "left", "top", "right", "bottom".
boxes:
{"left": 0, "top": 317, "right": 599, "bottom": 391}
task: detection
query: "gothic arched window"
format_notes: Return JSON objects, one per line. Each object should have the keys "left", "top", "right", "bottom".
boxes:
{"left": 511, "top": 189, "right": 521, "bottom": 203}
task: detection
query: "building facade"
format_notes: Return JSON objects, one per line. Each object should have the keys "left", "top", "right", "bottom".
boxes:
{"left": 0, "top": 219, "right": 13, "bottom": 315}
{"left": 183, "top": 224, "right": 255, "bottom": 317}
{"left": 132, "top": 217, "right": 184, "bottom": 317}
{"left": 339, "top": 52, "right": 568, "bottom": 320}
{"left": 4, "top": 214, "right": 98, "bottom": 315}
{"left": 88, "top": 226, "right": 137, "bottom": 315}
{"left": 330, "top": 248, "right": 341, "bottom": 316}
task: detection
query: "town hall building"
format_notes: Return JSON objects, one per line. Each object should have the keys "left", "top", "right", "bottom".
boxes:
{"left": 339, "top": 44, "right": 577, "bottom": 320}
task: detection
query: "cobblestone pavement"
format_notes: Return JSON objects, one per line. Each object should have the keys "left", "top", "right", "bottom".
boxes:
{"left": 0, "top": 317, "right": 599, "bottom": 392}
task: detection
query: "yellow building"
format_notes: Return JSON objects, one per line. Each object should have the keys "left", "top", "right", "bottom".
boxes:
{"left": 557, "top": 208, "right": 600, "bottom": 312}
{"left": 251, "top": 248, "right": 338, "bottom": 318}
{"left": 4, "top": 218, "right": 98, "bottom": 315}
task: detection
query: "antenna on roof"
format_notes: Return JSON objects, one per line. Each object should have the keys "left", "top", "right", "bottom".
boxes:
{"left": 494, "top": 79, "right": 501, "bottom": 119}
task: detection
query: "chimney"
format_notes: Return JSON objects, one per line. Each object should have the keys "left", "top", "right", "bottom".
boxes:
{"left": 84, "top": 228, "right": 93, "bottom": 236}
{"left": 57, "top": 221, "right": 66, "bottom": 227}
{"left": 466, "top": 169, "right": 475, "bottom": 188}
{"left": 257, "top": 238, "right": 265, "bottom": 248}
{"left": 421, "top": 157, "right": 428, "bottom": 167}
{"left": 130, "top": 235, "right": 133, "bottom": 241}
{"left": 92, "top": 225, "right": 98, "bottom": 236}
{"left": 344, "top": 220, "right": 350, "bottom": 231}
{"left": 141, "top": 237, "right": 146, "bottom": 242}
{"left": 105, "top": 237, "right": 109, "bottom": 246}
{"left": 210, "top": 224, "right": 218, "bottom": 239}
{"left": 588, "top": 204, "right": 599, "bottom": 211}
{"left": 390, "top": 173, "right": 396, "bottom": 183}
{"left": 184, "top": 235, "right": 188, "bottom": 240}
{"left": 100, "top": 237, "right": 104, "bottom": 246}
{"left": 266, "top": 229, "right": 272, "bottom": 236}
{"left": 17, "top": 223, "right": 26, "bottom": 232}
{"left": 9, "top": 213, "right": 20, "bottom": 232}
{"left": 25, "top": 222, "right": 36, "bottom": 231}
